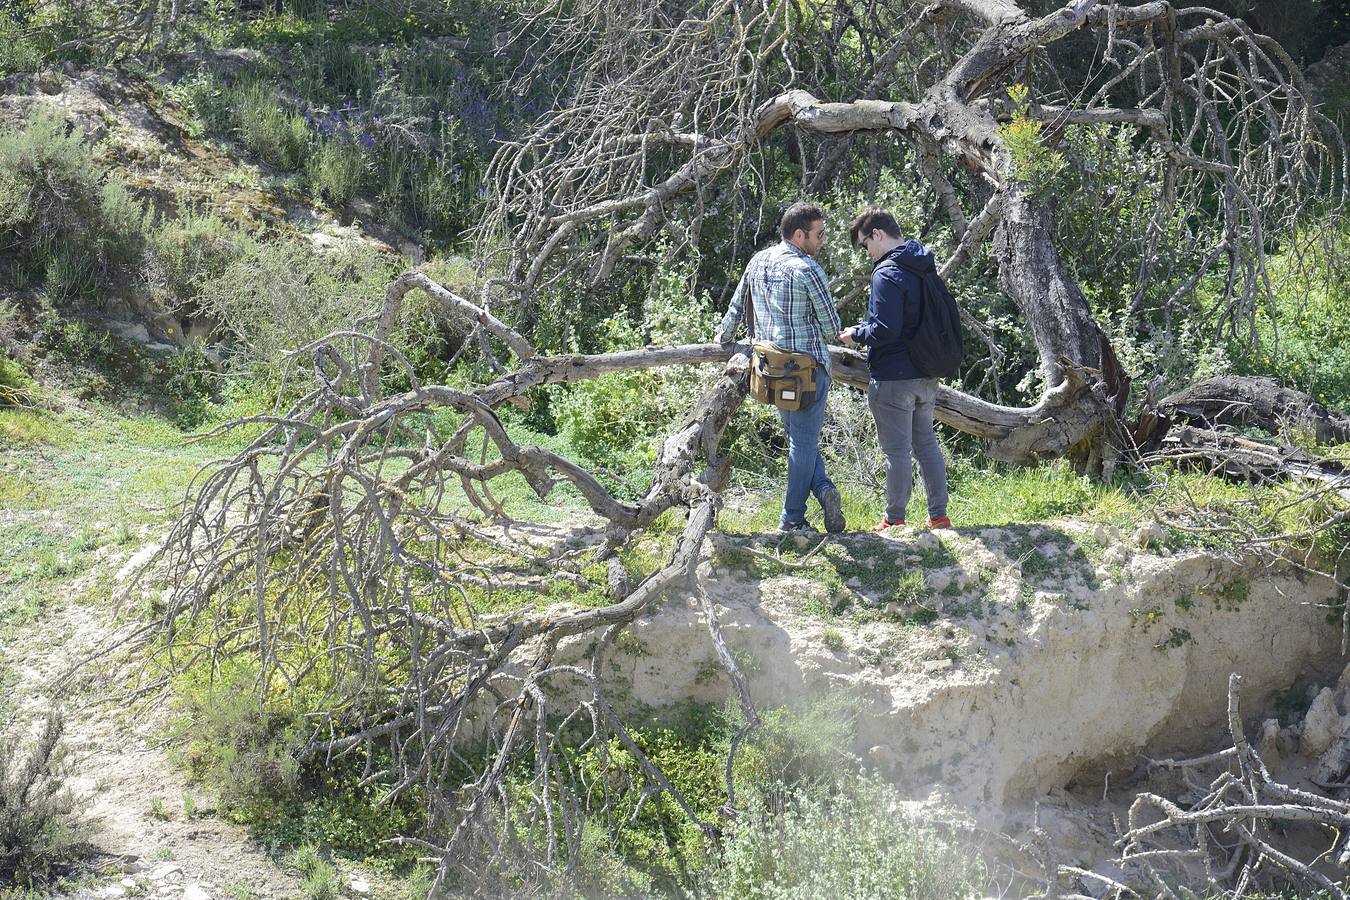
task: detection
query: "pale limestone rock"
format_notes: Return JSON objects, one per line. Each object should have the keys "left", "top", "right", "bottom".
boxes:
{"left": 1133, "top": 521, "right": 1166, "bottom": 550}
{"left": 1091, "top": 523, "right": 1119, "bottom": 546}
{"left": 1100, "top": 546, "right": 1131, "bottom": 570}
{"left": 150, "top": 864, "right": 183, "bottom": 881}
{"left": 1256, "top": 718, "right": 1283, "bottom": 776}
{"left": 1316, "top": 719, "right": 1350, "bottom": 784}
{"left": 914, "top": 532, "right": 941, "bottom": 553}
{"left": 1303, "top": 687, "right": 1342, "bottom": 756}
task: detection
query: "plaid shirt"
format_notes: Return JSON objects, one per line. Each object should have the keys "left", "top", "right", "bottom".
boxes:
{"left": 718, "top": 241, "right": 841, "bottom": 374}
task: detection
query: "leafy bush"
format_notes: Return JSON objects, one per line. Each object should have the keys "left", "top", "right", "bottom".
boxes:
{"left": 154, "top": 342, "right": 220, "bottom": 428}
{"left": 705, "top": 774, "right": 985, "bottom": 900}
{"left": 0, "top": 712, "right": 87, "bottom": 888}
{"left": 1229, "top": 228, "right": 1350, "bottom": 410}
{"left": 999, "top": 84, "right": 1067, "bottom": 197}
{"left": 0, "top": 11, "right": 41, "bottom": 76}
{"left": 553, "top": 253, "right": 719, "bottom": 492}
{"left": 196, "top": 238, "right": 398, "bottom": 375}
{"left": 235, "top": 81, "right": 312, "bottom": 171}
{"left": 175, "top": 71, "right": 235, "bottom": 137}
{"left": 292, "top": 844, "right": 339, "bottom": 900}
{"left": 146, "top": 205, "right": 245, "bottom": 308}
{"left": 307, "top": 137, "right": 368, "bottom": 207}
{"left": 0, "top": 355, "right": 39, "bottom": 408}
{"left": 0, "top": 108, "right": 149, "bottom": 303}
{"left": 173, "top": 662, "right": 306, "bottom": 822}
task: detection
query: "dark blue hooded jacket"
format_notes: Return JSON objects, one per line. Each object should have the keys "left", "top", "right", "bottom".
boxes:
{"left": 851, "top": 240, "right": 934, "bottom": 381}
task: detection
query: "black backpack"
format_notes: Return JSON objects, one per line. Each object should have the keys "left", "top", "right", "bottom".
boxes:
{"left": 875, "top": 257, "right": 964, "bottom": 379}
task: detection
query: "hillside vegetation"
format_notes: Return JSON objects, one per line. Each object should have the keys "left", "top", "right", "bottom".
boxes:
{"left": 1, "top": 1, "right": 1349, "bottom": 898}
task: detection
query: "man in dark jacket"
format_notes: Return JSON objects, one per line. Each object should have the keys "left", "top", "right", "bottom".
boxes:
{"left": 839, "top": 208, "right": 950, "bottom": 531}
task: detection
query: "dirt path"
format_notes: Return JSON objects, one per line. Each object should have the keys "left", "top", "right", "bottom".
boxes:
{"left": 0, "top": 407, "right": 307, "bottom": 899}
{"left": 8, "top": 545, "right": 305, "bottom": 900}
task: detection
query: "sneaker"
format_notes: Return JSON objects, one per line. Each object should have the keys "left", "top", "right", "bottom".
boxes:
{"left": 818, "top": 487, "right": 846, "bottom": 534}
{"left": 926, "top": 515, "right": 952, "bottom": 529}
{"left": 872, "top": 518, "right": 905, "bottom": 532}
{"left": 779, "top": 520, "right": 819, "bottom": 534}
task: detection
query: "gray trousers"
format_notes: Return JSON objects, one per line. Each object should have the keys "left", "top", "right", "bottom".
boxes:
{"left": 867, "top": 377, "right": 949, "bottom": 522}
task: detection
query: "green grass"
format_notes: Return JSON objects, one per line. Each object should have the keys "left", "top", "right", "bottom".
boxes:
{"left": 0, "top": 404, "right": 238, "bottom": 637}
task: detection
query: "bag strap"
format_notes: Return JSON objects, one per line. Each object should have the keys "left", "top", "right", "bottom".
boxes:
{"left": 745, "top": 282, "right": 757, "bottom": 340}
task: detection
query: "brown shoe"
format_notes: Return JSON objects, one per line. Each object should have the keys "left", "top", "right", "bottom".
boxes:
{"left": 872, "top": 518, "right": 905, "bottom": 532}
{"left": 926, "top": 515, "right": 952, "bottom": 529}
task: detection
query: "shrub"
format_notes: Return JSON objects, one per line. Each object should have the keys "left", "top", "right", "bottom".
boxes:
{"left": 146, "top": 206, "right": 245, "bottom": 309}
{"left": 0, "top": 11, "right": 41, "bottom": 77}
{"left": 553, "top": 253, "right": 720, "bottom": 492}
{"left": 292, "top": 844, "right": 339, "bottom": 900}
{"left": 0, "top": 108, "right": 149, "bottom": 303}
{"left": 0, "top": 355, "right": 39, "bottom": 408}
{"left": 0, "top": 712, "right": 87, "bottom": 888}
{"left": 175, "top": 71, "right": 235, "bottom": 137}
{"left": 195, "top": 238, "right": 398, "bottom": 375}
{"left": 307, "top": 138, "right": 367, "bottom": 207}
{"left": 704, "top": 775, "right": 985, "bottom": 900}
{"left": 1229, "top": 227, "right": 1350, "bottom": 410}
{"left": 235, "top": 81, "right": 311, "bottom": 171}
{"left": 999, "top": 84, "right": 1068, "bottom": 198}
{"left": 172, "top": 662, "right": 306, "bottom": 822}
{"left": 154, "top": 342, "right": 219, "bottom": 429}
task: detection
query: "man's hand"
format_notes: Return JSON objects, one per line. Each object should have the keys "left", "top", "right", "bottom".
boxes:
{"left": 838, "top": 327, "right": 858, "bottom": 347}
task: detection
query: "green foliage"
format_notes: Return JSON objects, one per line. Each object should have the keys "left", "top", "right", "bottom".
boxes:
{"left": 0, "top": 712, "right": 86, "bottom": 888}
{"left": 0, "top": 108, "right": 149, "bottom": 303}
{"left": 235, "top": 80, "right": 312, "bottom": 171}
{"left": 154, "top": 341, "right": 219, "bottom": 428}
{"left": 307, "top": 138, "right": 368, "bottom": 207}
{"left": 173, "top": 656, "right": 424, "bottom": 864}
{"left": 147, "top": 205, "right": 246, "bottom": 308}
{"left": 704, "top": 774, "right": 984, "bottom": 900}
{"left": 164, "top": 5, "right": 532, "bottom": 248}
{"left": 196, "top": 237, "right": 398, "bottom": 375}
{"left": 174, "top": 70, "right": 236, "bottom": 137}
{"left": 0, "top": 355, "right": 38, "bottom": 408}
{"left": 0, "top": 12, "right": 41, "bottom": 76}
{"left": 172, "top": 661, "right": 306, "bottom": 823}
{"left": 948, "top": 459, "right": 1141, "bottom": 527}
{"left": 999, "top": 84, "right": 1067, "bottom": 197}
{"left": 732, "top": 695, "right": 860, "bottom": 807}
{"left": 553, "top": 705, "right": 730, "bottom": 890}
{"left": 553, "top": 251, "right": 720, "bottom": 493}
{"left": 1231, "top": 228, "right": 1350, "bottom": 410}
{"left": 292, "top": 844, "right": 339, "bottom": 900}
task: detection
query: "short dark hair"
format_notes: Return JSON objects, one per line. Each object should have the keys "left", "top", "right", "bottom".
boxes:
{"left": 779, "top": 202, "right": 826, "bottom": 240}
{"left": 849, "top": 208, "right": 903, "bottom": 248}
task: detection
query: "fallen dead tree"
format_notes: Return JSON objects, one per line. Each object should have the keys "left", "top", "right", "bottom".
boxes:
{"left": 134, "top": 0, "right": 1350, "bottom": 895}
{"left": 137, "top": 271, "right": 1350, "bottom": 897}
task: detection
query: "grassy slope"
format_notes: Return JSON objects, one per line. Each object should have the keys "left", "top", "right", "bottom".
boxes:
{"left": 0, "top": 405, "right": 233, "bottom": 645}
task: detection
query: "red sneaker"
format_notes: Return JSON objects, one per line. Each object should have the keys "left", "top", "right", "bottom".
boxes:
{"left": 872, "top": 518, "right": 905, "bottom": 532}
{"left": 926, "top": 515, "right": 952, "bottom": 529}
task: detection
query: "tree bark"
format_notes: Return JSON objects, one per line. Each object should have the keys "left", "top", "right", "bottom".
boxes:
{"left": 1156, "top": 376, "right": 1350, "bottom": 446}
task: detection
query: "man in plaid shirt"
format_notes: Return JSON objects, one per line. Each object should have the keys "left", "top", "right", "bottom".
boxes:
{"left": 715, "top": 202, "right": 846, "bottom": 534}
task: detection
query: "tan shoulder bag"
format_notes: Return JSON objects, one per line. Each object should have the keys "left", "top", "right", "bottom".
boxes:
{"left": 746, "top": 293, "right": 818, "bottom": 412}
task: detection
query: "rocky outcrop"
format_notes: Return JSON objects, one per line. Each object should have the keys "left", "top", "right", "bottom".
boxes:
{"left": 572, "top": 524, "right": 1343, "bottom": 813}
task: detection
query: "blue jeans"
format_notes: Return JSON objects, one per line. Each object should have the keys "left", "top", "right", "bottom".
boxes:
{"left": 778, "top": 373, "right": 836, "bottom": 527}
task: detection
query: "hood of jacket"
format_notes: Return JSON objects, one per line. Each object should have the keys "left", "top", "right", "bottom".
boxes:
{"left": 873, "top": 239, "right": 935, "bottom": 275}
